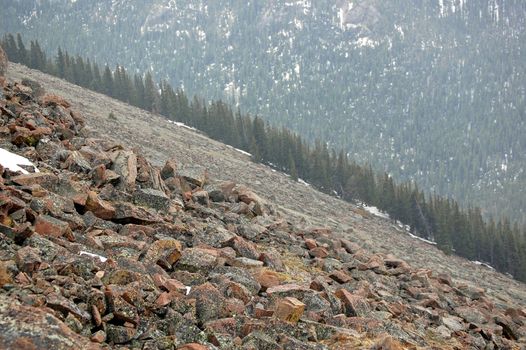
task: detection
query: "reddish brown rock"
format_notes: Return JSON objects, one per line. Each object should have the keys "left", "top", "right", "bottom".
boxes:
{"left": 11, "top": 172, "right": 58, "bottom": 188}
{"left": 40, "top": 93, "right": 72, "bottom": 108}
{"left": 274, "top": 297, "right": 305, "bottom": 323}
{"left": 91, "top": 330, "right": 106, "bottom": 343}
{"left": 253, "top": 269, "right": 281, "bottom": 292}
{"left": 329, "top": 270, "right": 352, "bottom": 284}
{"left": 143, "top": 239, "right": 183, "bottom": 266}
{"left": 227, "top": 236, "right": 260, "bottom": 260}
{"left": 85, "top": 191, "right": 115, "bottom": 220}
{"left": 335, "top": 289, "right": 371, "bottom": 317}
{"left": 258, "top": 251, "right": 285, "bottom": 271}
{"left": 15, "top": 246, "right": 41, "bottom": 274}
{"left": 177, "top": 344, "right": 209, "bottom": 350}
{"left": 155, "top": 291, "right": 178, "bottom": 308}
{"left": 0, "top": 294, "right": 100, "bottom": 350}
{"left": 0, "top": 260, "right": 15, "bottom": 287}
{"left": 371, "top": 334, "right": 404, "bottom": 350}
{"left": 34, "top": 215, "right": 71, "bottom": 238}
{"left": 304, "top": 238, "right": 317, "bottom": 250}
{"left": 340, "top": 238, "right": 362, "bottom": 254}
{"left": 309, "top": 246, "right": 329, "bottom": 258}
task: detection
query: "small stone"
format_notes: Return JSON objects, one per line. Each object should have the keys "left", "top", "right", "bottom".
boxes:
{"left": 161, "top": 159, "right": 177, "bottom": 180}
{"left": 274, "top": 297, "right": 305, "bottom": 323}
{"left": 178, "top": 166, "right": 208, "bottom": 188}
{"left": 335, "top": 289, "right": 371, "bottom": 317}
{"left": 63, "top": 151, "right": 92, "bottom": 173}
{"left": 91, "top": 304, "right": 102, "bottom": 327}
{"left": 143, "top": 239, "right": 183, "bottom": 267}
{"left": 0, "top": 260, "right": 15, "bottom": 287}
{"left": 192, "top": 190, "right": 209, "bottom": 206}
{"left": 304, "top": 238, "right": 317, "bottom": 250}
{"left": 155, "top": 292, "right": 177, "bottom": 308}
{"left": 309, "top": 247, "right": 329, "bottom": 258}
{"left": 11, "top": 173, "right": 58, "bottom": 188}
{"left": 227, "top": 236, "right": 260, "bottom": 260}
{"left": 253, "top": 270, "right": 280, "bottom": 292}
{"left": 177, "top": 343, "right": 209, "bottom": 350}
{"left": 442, "top": 316, "right": 465, "bottom": 332}
{"left": 259, "top": 251, "right": 285, "bottom": 271}
{"left": 15, "top": 246, "right": 42, "bottom": 274}
{"left": 85, "top": 191, "right": 115, "bottom": 220}
{"left": 437, "top": 273, "right": 453, "bottom": 286}
{"left": 106, "top": 324, "right": 136, "bottom": 344}
{"left": 371, "top": 334, "right": 404, "bottom": 350}
{"left": 329, "top": 270, "right": 352, "bottom": 284}
{"left": 133, "top": 188, "right": 170, "bottom": 211}
{"left": 91, "top": 330, "right": 106, "bottom": 343}
{"left": 177, "top": 248, "right": 218, "bottom": 272}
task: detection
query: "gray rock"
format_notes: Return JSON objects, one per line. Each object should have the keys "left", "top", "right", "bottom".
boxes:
{"left": 178, "top": 165, "right": 208, "bottom": 188}
{"left": 176, "top": 248, "right": 218, "bottom": 272}
{"left": 133, "top": 188, "right": 170, "bottom": 211}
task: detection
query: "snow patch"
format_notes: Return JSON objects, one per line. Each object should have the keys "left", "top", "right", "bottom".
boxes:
{"left": 472, "top": 260, "right": 495, "bottom": 270}
{"left": 0, "top": 148, "right": 39, "bottom": 174}
{"left": 298, "top": 178, "right": 310, "bottom": 187}
{"left": 406, "top": 231, "right": 437, "bottom": 246}
{"left": 226, "top": 145, "right": 252, "bottom": 157}
{"left": 362, "top": 205, "right": 390, "bottom": 219}
{"left": 167, "top": 120, "right": 197, "bottom": 131}
{"left": 79, "top": 251, "right": 108, "bottom": 263}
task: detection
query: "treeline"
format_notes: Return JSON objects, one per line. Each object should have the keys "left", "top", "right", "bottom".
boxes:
{"left": 2, "top": 33, "right": 525, "bottom": 282}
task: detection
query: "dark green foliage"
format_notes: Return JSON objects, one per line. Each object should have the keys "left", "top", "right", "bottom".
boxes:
{"left": 2, "top": 34, "right": 525, "bottom": 283}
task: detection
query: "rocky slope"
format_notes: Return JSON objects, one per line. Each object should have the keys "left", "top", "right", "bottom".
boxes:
{"left": 1, "top": 65, "right": 525, "bottom": 349}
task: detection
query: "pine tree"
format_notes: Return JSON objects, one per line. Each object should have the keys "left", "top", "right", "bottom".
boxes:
{"left": 102, "top": 65, "right": 114, "bottom": 97}
{"left": 16, "top": 33, "right": 28, "bottom": 65}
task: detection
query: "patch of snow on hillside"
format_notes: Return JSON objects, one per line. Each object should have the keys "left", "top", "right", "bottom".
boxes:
{"left": 167, "top": 120, "right": 197, "bottom": 131}
{"left": 298, "top": 178, "right": 310, "bottom": 187}
{"left": 79, "top": 251, "right": 108, "bottom": 263}
{"left": 362, "top": 205, "right": 390, "bottom": 219}
{"left": 472, "top": 260, "right": 495, "bottom": 270}
{"left": 226, "top": 145, "right": 251, "bottom": 157}
{"left": 407, "top": 231, "right": 437, "bottom": 245}
{"left": 0, "top": 148, "right": 39, "bottom": 174}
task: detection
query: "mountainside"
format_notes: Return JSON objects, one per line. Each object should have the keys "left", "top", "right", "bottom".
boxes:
{"left": 1, "top": 0, "right": 525, "bottom": 225}
{"left": 2, "top": 61, "right": 526, "bottom": 349}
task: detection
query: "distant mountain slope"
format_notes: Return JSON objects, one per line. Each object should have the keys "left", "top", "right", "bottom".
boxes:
{"left": 2, "top": 0, "right": 525, "bottom": 224}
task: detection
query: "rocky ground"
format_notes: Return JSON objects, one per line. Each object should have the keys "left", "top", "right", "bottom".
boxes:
{"left": 0, "top": 64, "right": 525, "bottom": 349}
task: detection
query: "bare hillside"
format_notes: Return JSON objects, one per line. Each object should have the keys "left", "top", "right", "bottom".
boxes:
{"left": 7, "top": 63, "right": 526, "bottom": 310}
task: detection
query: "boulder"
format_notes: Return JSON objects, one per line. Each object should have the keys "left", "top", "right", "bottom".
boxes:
{"left": 0, "top": 294, "right": 100, "bottom": 350}
{"left": 274, "top": 297, "right": 305, "bottom": 323}
{"left": 133, "top": 188, "right": 170, "bottom": 211}
{"left": 161, "top": 158, "right": 177, "bottom": 180}
{"left": 111, "top": 150, "right": 137, "bottom": 192}
{"left": 334, "top": 289, "right": 371, "bottom": 317}
{"left": 85, "top": 191, "right": 115, "bottom": 220}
